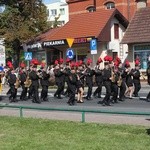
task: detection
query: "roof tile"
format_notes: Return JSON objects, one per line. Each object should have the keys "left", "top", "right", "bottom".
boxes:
{"left": 122, "top": 7, "right": 150, "bottom": 44}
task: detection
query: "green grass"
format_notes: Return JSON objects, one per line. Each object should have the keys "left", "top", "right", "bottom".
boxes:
{"left": 0, "top": 116, "right": 150, "bottom": 150}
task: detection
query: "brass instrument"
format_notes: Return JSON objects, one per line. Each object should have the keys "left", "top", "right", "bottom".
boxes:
{"left": 15, "top": 78, "right": 20, "bottom": 89}
{"left": 24, "top": 76, "right": 32, "bottom": 88}
{"left": 117, "top": 75, "right": 122, "bottom": 87}
{"left": 111, "top": 69, "right": 116, "bottom": 83}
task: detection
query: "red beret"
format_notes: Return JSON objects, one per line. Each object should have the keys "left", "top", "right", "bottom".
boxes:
{"left": 78, "top": 60, "right": 83, "bottom": 66}
{"left": 97, "top": 57, "right": 103, "bottom": 63}
{"left": 59, "top": 58, "right": 64, "bottom": 64}
{"left": 54, "top": 60, "right": 59, "bottom": 65}
{"left": 20, "top": 62, "right": 26, "bottom": 68}
{"left": 87, "top": 58, "right": 92, "bottom": 65}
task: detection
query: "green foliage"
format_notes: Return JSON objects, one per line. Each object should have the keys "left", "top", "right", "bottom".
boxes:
{"left": 0, "top": 0, "right": 49, "bottom": 66}
{"left": 0, "top": 116, "right": 150, "bottom": 150}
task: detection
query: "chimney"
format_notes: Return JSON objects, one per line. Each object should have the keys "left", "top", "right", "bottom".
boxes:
{"left": 136, "top": 0, "right": 147, "bottom": 9}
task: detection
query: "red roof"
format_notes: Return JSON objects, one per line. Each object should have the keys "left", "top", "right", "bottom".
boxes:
{"left": 121, "top": 7, "right": 150, "bottom": 44}
{"left": 42, "top": 9, "right": 128, "bottom": 42}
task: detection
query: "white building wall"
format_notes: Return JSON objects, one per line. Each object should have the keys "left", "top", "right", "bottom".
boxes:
{"left": 109, "top": 18, "right": 128, "bottom": 62}
{"left": 46, "top": 0, "right": 69, "bottom": 26}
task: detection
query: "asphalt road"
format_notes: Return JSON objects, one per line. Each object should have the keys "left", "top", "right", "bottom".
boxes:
{"left": 0, "top": 84, "right": 150, "bottom": 126}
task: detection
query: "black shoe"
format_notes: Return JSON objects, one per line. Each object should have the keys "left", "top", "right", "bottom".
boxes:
{"left": 106, "top": 103, "right": 112, "bottom": 106}
{"left": 97, "top": 101, "right": 102, "bottom": 104}
{"left": 57, "top": 96, "right": 63, "bottom": 99}
{"left": 67, "top": 101, "right": 73, "bottom": 106}
{"left": 43, "top": 98, "right": 48, "bottom": 101}
{"left": 147, "top": 98, "right": 150, "bottom": 102}
{"left": 86, "top": 97, "right": 93, "bottom": 100}
{"left": 54, "top": 94, "right": 57, "bottom": 98}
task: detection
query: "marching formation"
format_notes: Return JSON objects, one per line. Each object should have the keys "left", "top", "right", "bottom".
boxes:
{"left": 0, "top": 56, "right": 150, "bottom": 106}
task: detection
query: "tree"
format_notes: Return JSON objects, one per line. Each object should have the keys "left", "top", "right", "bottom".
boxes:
{"left": 0, "top": 0, "right": 49, "bottom": 67}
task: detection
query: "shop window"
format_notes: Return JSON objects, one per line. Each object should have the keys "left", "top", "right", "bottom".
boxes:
{"left": 86, "top": 6, "right": 96, "bottom": 12}
{"left": 105, "top": 2, "right": 115, "bottom": 9}
{"left": 114, "top": 23, "right": 119, "bottom": 39}
{"left": 134, "top": 45, "right": 150, "bottom": 70}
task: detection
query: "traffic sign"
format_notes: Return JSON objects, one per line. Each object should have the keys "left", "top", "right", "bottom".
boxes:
{"left": 66, "top": 48, "right": 75, "bottom": 59}
{"left": 90, "top": 39, "right": 97, "bottom": 54}
{"left": 24, "top": 52, "right": 32, "bottom": 61}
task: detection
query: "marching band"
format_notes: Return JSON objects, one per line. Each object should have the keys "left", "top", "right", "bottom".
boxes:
{"left": 0, "top": 55, "right": 150, "bottom": 106}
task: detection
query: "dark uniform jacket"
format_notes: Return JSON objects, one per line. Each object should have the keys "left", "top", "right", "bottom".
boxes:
{"left": 102, "top": 68, "right": 111, "bottom": 82}
{"left": 40, "top": 71, "right": 50, "bottom": 86}
{"left": 29, "top": 70, "right": 39, "bottom": 87}
{"left": 19, "top": 72, "right": 27, "bottom": 85}
{"left": 94, "top": 65, "right": 103, "bottom": 83}
{"left": 54, "top": 68, "right": 64, "bottom": 84}
{"left": 132, "top": 69, "right": 140, "bottom": 83}
{"left": 69, "top": 73, "right": 77, "bottom": 90}
{"left": 8, "top": 73, "right": 17, "bottom": 85}
{"left": 85, "top": 68, "right": 94, "bottom": 85}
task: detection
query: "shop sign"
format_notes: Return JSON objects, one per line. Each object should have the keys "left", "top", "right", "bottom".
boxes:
{"left": 43, "top": 40, "right": 65, "bottom": 47}
{"left": 74, "top": 37, "right": 92, "bottom": 44}
{"left": 27, "top": 43, "right": 42, "bottom": 49}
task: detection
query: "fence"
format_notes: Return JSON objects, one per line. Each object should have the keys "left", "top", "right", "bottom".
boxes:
{"left": 1, "top": 104, "right": 150, "bottom": 123}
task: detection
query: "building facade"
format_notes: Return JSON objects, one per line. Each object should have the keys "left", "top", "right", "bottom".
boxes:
{"left": 122, "top": 7, "right": 150, "bottom": 71}
{"left": 66, "top": 0, "right": 150, "bottom": 20}
{"left": 46, "top": 0, "right": 69, "bottom": 27}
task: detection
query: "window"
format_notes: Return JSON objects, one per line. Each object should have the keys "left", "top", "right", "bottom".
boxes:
{"left": 134, "top": 44, "right": 150, "bottom": 69}
{"left": 51, "top": 9, "right": 57, "bottom": 16}
{"left": 114, "top": 24, "right": 119, "bottom": 39}
{"left": 105, "top": 2, "right": 115, "bottom": 9}
{"left": 86, "top": 6, "right": 96, "bottom": 12}
{"left": 60, "top": 8, "right": 65, "bottom": 15}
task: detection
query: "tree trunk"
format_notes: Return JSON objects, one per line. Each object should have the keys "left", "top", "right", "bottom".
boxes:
{"left": 12, "top": 39, "right": 21, "bottom": 68}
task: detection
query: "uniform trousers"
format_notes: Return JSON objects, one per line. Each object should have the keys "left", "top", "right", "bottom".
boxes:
{"left": 41, "top": 85, "right": 48, "bottom": 101}
{"left": 111, "top": 83, "right": 118, "bottom": 102}
{"left": 102, "top": 81, "right": 111, "bottom": 105}
{"left": 54, "top": 82, "right": 64, "bottom": 97}
{"left": 32, "top": 85, "right": 40, "bottom": 103}
{"left": 86, "top": 83, "right": 92, "bottom": 99}
{"left": 68, "top": 86, "right": 76, "bottom": 105}
{"left": 133, "top": 81, "right": 141, "bottom": 96}
{"left": 9, "top": 85, "right": 17, "bottom": 100}
{"left": 20, "top": 84, "right": 27, "bottom": 100}
{"left": 93, "top": 82, "right": 102, "bottom": 97}
{"left": 119, "top": 81, "right": 126, "bottom": 100}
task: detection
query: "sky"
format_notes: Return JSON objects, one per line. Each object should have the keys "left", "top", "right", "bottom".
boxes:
{"left": 43, "top": 0, "right": 61, "bottom": 4}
